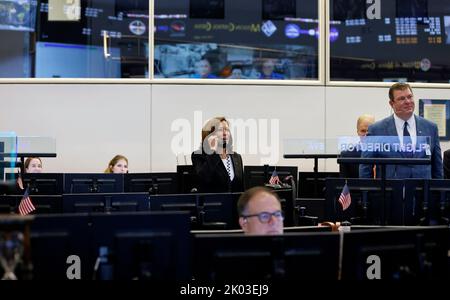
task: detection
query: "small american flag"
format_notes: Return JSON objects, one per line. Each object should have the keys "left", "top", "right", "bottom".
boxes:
{"left": 338, "top": 183, "right": 351, "bottom": 211}
{"left": 269, "top": 170, "right": 281, "bottom": 185}
{"left": 18, "top": 187, "right": 35, "bottom": 216}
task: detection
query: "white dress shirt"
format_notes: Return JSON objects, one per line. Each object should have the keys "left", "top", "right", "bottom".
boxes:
{"left": 393, "top": 113, "right": 417, "bottom": 148}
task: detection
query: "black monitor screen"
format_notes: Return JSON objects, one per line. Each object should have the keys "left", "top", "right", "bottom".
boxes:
{"left": 325, "top": 178, "right": 405, "bottom": 225}
{"left": 262, "top": 0, "right": 296, "bottom": 20}
{"left": 189, "top": 0, "right": 224, "bottom": 19}
{"left": 63, "top": 192, "right": 149, "bottom": 213}
{"left": 64, "top": 173, "right": 124, "bottom": 194}
{"left": 244, "top": 166, "right": 298, "bottom": 190}
{"left": 89, "top": 211, "right": 191, "bottom": 280}
{"left": 298, "top": 171, "right": 340, "bottom": 198}
{"left": 124, "top": 172, "right": 178, "bottom": 194}
{"left": 150, "top": 193, "right": 241, "bottom": 230}
{"left": 0, "top": 194, "right": 18, "bottom": 213}
{"left": 30, "top": 213, "right": 91, "bottom": 279}
{"left": 176, "top": 165, "right": 199, "bottom": 193}
{"left": 0, "top": 194, "right": 62, "bottom": 214}
{"left": 342, "top": 226, "right": 449, "bottom": 279}
{"left": 404, "top": 179, "right": 450, "bottom": 226}
{"left": 194, "top": 232, "right": 340, "bottom": 280}
{"left": 22, "top": 173, "right": 64, "bottom": 195}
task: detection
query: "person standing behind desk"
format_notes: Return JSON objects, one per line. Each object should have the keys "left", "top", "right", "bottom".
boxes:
{"left": 340, "top": 114, "right": 375, "bottom": 178}
{"left": 191, "top": 116, "right": 244, "bottom": 193}
{"left": 359, "top": 82, "right": 443, "bottom": 179}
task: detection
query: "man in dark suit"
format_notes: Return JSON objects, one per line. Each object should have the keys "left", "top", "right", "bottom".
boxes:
{"left": 360, "top": 83, "right": 443, "bottom": 179}
{"left": 192, "top": 117, "right": 244, "bottom": 193}
{"left": 443, "top": 149, "right": 450, "bottom": 179}
{"left": 340, "top": 114, "right": 375, "bottom": 178}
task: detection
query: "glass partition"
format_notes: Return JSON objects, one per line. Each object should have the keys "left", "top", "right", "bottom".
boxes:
{"left": 330, "top": 0, "right": 450, "bottom": 83}
{"left": 283, "top": 135, "right": 433, "bottom": 155}
{"left": 154, "top": 0, "right": 319, "bottom": 80}
{"left": 0, "top": 132, "right": 18, "bottom": 180}
{"left": 0, "top": 0, "right": 149, "bottom": 78}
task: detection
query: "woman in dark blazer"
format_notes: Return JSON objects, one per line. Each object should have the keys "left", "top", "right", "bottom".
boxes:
{"left": 191, "top": 116, "right": 244, "bottom": 193}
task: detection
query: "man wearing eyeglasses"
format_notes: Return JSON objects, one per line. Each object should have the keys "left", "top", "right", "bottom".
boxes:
{"left": 359, "top": 82, "right": 443, "bottom": 179}
{"left": 237, "top": 187, "right": 284, "bottom": 235}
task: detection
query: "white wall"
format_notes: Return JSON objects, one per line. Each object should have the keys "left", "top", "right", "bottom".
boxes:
{"left": 1, "top": 83, "right": 449, "bottom": 173}
{"left": 0, "top": 84, "right": 151, "bottom": 173}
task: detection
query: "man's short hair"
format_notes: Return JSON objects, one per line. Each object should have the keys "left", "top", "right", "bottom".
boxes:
{"left": 237, "top": 186, "right": 281, "bottom": 216}
{"left": 389, "top": 82, "right": 412, "bottom": 101}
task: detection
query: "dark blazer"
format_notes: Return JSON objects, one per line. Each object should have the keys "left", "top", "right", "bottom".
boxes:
{"left": 359, "top": 115, "right": 443, "bottom": 179}
{"left": 443, "top": 149, "right": 450, "bottom": 179}
{"left": 340, "top": 149, "right": 362, "bottom": 178}
{"left": 191, "top": 151, "right": 244, "bottom": 193}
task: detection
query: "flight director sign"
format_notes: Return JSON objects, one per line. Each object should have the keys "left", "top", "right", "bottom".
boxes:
{"left": 338, "top": 136, "right": 432, "bottom": 156}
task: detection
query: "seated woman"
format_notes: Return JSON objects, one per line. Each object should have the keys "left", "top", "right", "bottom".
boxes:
{"left": 104, "top": 155, "right": 129, "bottom": 174}
{"left": 24, "top": 157, "right": 43, "bottom": 173}
{"left": 191, "top": 116, "right": 244, "bottom": 193}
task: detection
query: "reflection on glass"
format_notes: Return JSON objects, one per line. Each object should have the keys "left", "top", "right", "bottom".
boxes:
{"left": 154, "top": 0, "right": 319, "bottom": 80}
{"left": 330, "top": 0, "right": 450, "bottom": 83}
{"left": 0, "top": 0, "right": 149, "bottom": 78}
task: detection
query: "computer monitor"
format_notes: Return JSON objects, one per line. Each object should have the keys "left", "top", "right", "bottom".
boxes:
{"left": 21, "top": 173, "right": 64, "bottom": 195}
{"left": 298, "top": 171, "right": 340, "bottom": 198}
{"left": 341, "top": 226, "right": 449, "bottom": 279}
{"left": 62, "top": 193, "right": 149, "bottom": 213}
{"left": 193, "top": 231, "right": 340, "bottom": 280}
{"left": 64, "top": 173, "right": 124, "bottom": 194}
{"left": 404, "top": 179, "right": 450, "bottom": 226}
{"left": 0, "top": 194, "right": 62, "bottom": 214}
{"left": 30, "top": 213, "right": 91, "bottom": 279}
{"left": 176, "top": 165, "right": 199, "bottom": 193}
{"left": 325, "top": 178, "right": 405, "bottom": 225}
{"left": 149, "top": 193, "right": 241, "bottom": 229}
{"left": 124, "top": 173, "right": 178, "bottom": 194}
{"left": 0, "top": 194, "right": 17, "bottom": 213}
{"left": 89, "top": 211, "right": 191, "bottom": 280}
{"left": 244, "top": 166, "right": 298, "bottom": 189}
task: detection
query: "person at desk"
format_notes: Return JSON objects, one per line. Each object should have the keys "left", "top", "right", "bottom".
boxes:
{"left": 359, "top": 82, "right": 443, "bottom": 179}
{"left": 237, "top": 186, "right": 284, "bottom": 235}
{"left": 104, "top": 155, "right": 128, "bottom": 174}
{"left": 24, "top": 157, "right": 43, "bottom": 173}
{"left": 191, "top": 116, "right": 244, "bottom": 193}
{"left": 340, "top": 114, "right": 375, "bottom": 178}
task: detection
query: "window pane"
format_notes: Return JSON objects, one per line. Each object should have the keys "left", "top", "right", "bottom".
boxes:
{"left": 154, "top": 0, "right": 319, "bottom": 80}
{"left": 330, "top": 0, "right": 450, "bottom": 83}
{"left": 0, "top": 0, "right": 149, "bottom": 78}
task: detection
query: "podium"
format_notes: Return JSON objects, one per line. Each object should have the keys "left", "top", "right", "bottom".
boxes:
{"left": 337, "top": 157, "right": 431, "bottom": 225}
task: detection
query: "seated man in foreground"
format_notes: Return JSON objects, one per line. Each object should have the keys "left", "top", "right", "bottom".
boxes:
{"left": 237, "top": 186, "right": 284, "bottom": 235}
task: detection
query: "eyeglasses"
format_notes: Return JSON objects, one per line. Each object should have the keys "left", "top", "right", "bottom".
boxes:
{"left": 394, "top": 94, "right": 414, "bottom": 102}
{"left": 241, "top": 211, "right": 284, "bottom": 223}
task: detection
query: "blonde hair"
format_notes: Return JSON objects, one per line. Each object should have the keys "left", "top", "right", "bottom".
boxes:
{"left": 104, "top": 155, "right": 128, "bottom": 173}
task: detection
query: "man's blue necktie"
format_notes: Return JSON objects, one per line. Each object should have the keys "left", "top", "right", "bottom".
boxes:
{"left": 403, "top": 121, "right": 413, "bottom": 157}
